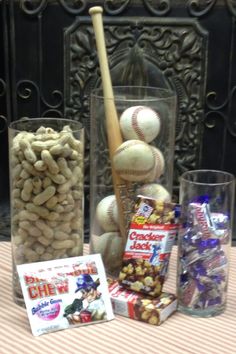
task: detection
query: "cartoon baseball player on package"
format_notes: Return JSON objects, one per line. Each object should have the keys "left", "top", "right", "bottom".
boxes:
{"left": 63, "top": 274, "right": 107, "bottom": 325}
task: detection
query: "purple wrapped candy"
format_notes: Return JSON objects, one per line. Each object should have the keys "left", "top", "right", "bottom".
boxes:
{"left": 184, "top": 243, "right": 219, "bottom": 268}
{"left": 188, "top": 261, "right": 207, "bottom": 277}
{"left": 180, "top": 270, "right": 226, "bottom": 310}
{"left": 183, "top": 250, "right": 205, "bottom": 267}
{"left": 210, "top": 272, "right": 226, "bottom": 284}
{"left": 178, "top": 195, "right": 231, "bottom": 315}
{"left": 198, "top": 238, "right": 220, "bottom": 253}
{"left": 195, "top": 279, "right": 209, "bottom": 293}
{"left": 202, "top": 250, "right": 228, "bottom": 275}
{"left": 189, "top": 202, "right": 213, "bottom": 240}
{"left": 213, "top": 229, "right": 229, "bottom": 244}
{"left": 211, "top": 212, "right": 230, "bottom": 244}
{"left": 207, "top": 296, "right": 222, "bottom": 307}
{"left": 191, "top": 195, "right": 210, "bottom": 204}
{"left": 203, "top": 288, "right": 225, "bottom": 307}
{"left": 182, "top": 229, "right": 202, "bottom": 250}
{"left": 180, "top": 279, "right": 199, "bottom": 307}
{"left": 198, "top": 271, "right": 226, "bottom": 287}
{"left": 211, "top": 212, "right": 229, "bottom": 229}
{"left": 197, "top": 290, "right": 222, "bottom": 309}
{"left": 188, "top": 250, "right": 227, "bottom": 278}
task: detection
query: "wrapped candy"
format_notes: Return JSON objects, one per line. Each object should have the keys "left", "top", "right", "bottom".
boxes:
{"left": 177, "top": 198, "right": 230, "bottom": 316}
{"left": 177, "top": 170, "right": 235, "bottom": 317}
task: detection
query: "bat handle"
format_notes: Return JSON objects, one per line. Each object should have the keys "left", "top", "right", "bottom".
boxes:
{"left": 89, "top": 6, "right": 114, "bottom": 100}
{"left": 89, "top": 6, "right": 129, "bottom": 243}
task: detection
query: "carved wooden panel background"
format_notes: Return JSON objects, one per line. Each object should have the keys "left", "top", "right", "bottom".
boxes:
{"left": 65, "top": 17, "right": 208, "bottom": 191}
{"left": 0, "top": 0, "right": 235, "bottom": 239}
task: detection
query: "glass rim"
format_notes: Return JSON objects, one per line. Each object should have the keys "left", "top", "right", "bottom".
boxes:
{"left": 180, "top": 169, "right": 235, "bottom": 186}
{"left": 90, "top": 86, "right": 176, "bottom": 101}
{"left": 9, "top": 117, "right": 83, "bottom": 133}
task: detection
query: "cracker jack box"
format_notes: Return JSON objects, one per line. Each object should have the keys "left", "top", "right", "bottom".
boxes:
{"left": 109, "top": 280, "right": 177, "bottom": 326}
{"left": 119, "top": 196, "right": 180, "bottom": 297}
{"left": 17, "top": 254, "right": 114, "bottom": 336}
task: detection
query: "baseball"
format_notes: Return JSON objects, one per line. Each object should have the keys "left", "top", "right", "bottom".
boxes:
{"left": 119, "top": 105, "right": 161, "bottom": 143}
{"left": 137, "top": 183, "right": 171, "bottom": 202}
{"left": 105, "top": 233, "right": 124, "bottom": 271}
{"left": 113, "top": 140, "right": 155, "bottom": 182}
{"left": 96, "top": 195, "right": 119, "bottom": 232}
{"left": 144, "top": 146, "right": 165, "bottom": 182}
{"left": 91, "top": 232, "right": 123, "bottom": 273}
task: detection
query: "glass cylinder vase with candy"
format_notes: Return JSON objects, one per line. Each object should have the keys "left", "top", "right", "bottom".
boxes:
{"left": 177, "top": 170, "right": 235, "bottom": 317}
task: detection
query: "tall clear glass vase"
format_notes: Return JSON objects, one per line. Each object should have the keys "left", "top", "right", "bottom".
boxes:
{"left": 89, "top": 86, "right": 177, "bottom": 276}
{"left": 9, "top": 118, "right": 84, "bottom": 306}
{"left": 177, "top": 169, "right": 235, "bottom": 317}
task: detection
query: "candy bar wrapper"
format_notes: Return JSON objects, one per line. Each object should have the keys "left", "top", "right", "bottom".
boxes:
{"left": 178, "top": 199, "right": 230, "bottom": 311}
{"left": 109, "top": 281, "right": 177, "bottom": 325}
{"left": 17, "top": 254, "right": 114, "bottom": 336}
{"left": 119, "top": 196, "right": 179, "bottom": 296}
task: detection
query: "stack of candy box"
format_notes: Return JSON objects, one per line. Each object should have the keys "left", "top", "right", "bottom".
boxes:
{"left": 109, "top": 280, "right": 177, "bottom": 326}
{"left": 108, "top": 195, "right": 179, "bottom": 326}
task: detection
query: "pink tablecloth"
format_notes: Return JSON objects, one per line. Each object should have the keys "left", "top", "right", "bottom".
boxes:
{"left": 1, "top": 242, "right": 236, "bottom": 354}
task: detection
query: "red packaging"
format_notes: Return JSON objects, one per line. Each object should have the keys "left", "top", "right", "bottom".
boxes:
{"left": 119, "top": 196, "right": 179, "bottom": 296}
{"left": 109, "top": 281, "right": 177, "bottom": 325}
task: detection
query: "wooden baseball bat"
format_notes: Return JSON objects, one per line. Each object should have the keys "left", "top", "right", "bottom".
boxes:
{"left": 89, "top": 6, "right": 130, "bottom": 243}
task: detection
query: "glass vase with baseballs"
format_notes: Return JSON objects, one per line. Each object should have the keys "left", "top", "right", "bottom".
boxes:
{"left": 8, "top": 118, "right": 84, "bottom": 306}
{"left": 89, "top": 86, "right": 177, "bottom": 276}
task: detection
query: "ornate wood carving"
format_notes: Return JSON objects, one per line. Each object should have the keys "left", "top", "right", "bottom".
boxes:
{"left": 65, "top": 17, "right": 208, "bottom": 189}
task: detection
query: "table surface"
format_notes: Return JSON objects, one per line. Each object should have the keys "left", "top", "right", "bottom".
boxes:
{"left": 1, "top": 242, "right": 236, "bottom": 354}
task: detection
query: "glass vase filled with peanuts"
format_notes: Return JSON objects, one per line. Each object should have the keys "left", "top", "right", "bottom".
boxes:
{"left": 8, "top": 118, "right": 84, "bottom": 306}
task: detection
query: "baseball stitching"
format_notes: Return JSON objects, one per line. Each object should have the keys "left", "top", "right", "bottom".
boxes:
{"left": 107, "top": 197, "right": 117, "bottom": 226}
{"left": 114, "top": 141, "right": 155, "bottom": 178}
{"left": 114, "top": 140, "right": 147, "bottom": 154}
{"left": 115, "top": 166, "right": 154, "bottom": 177}
{"left": 131, "top": 106, "right": 146, "bottom": 141}
{"left": 151, "top": 147, "right": 164, "bottom": 179}
{"left": 153, "top": 148, "right": 161, "bottom": 177}
{"left": 131, "top": 106, "right": 160, "bottom": 141}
